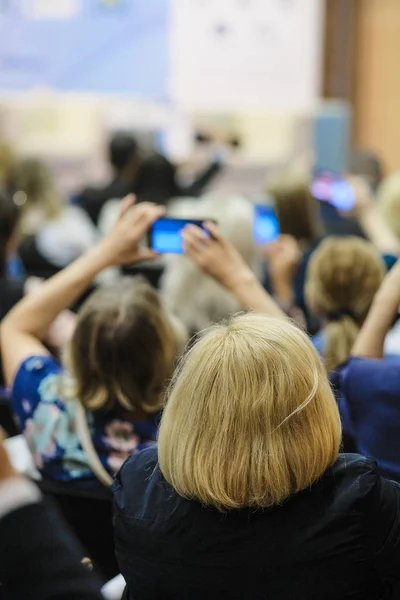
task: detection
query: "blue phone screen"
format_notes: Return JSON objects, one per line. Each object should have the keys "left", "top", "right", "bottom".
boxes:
{"left": 151, "top": 218, "right": 203, "bottom": 254}
{"left": 253, "top": 205, "right": 280, "bottom": 244}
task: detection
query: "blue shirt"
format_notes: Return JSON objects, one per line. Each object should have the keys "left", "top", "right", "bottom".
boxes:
{"left": 12, "top": 355, "right": 159, "bottom": 485}
{"left": 332, "top": 356, "right": 400, "bottom": 482}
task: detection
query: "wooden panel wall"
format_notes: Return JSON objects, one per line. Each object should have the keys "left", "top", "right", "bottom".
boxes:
{"left": 352, "top": 0, "right": 400, "bottom": 172}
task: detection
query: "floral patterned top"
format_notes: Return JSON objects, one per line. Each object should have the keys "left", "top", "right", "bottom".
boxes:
{"left": 12, "top": 356, "right": 160, "bottom": 486}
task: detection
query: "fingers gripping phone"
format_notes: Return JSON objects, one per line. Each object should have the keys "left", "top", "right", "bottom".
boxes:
{"left": 148, "top": 217, "right": 210, "bottom": 254}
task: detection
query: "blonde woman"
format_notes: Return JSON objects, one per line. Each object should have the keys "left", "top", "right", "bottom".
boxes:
{"left": 305, "top": 236, "right": 386, "bottom": 371}
{"left": 160, "top": 193, "right": 260, "bottom": 334}
{"left": 113, "top": 225, "right": 400, "bottom": 600}
{"left": 12, "top": 158, "right": 97, "bottom": 269}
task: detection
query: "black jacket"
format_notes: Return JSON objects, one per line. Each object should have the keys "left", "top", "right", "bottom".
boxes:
{"left": 78, "top": 157, "right": 221, "bottom": 225}
{"left": 0, "top": 501, "right": 103, "bottom": 600}
{"left": 113, "top": 448, "right": 400, "bottom": 600}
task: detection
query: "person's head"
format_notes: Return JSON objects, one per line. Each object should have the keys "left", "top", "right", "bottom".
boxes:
{"left": 11, "top": 158, "right": 63, "bottom": 235}
{"left": 350, "top": 149, "right": 383, "bottom": 192}
{"left": 305, "top": 237, "right": 385, "bottom": 371}
{"left": 158, "top": 313, "right": 341, "bottom": 511}
{"left": 268, "top": 173, "right": 321, "bottom": 247}
{"left": 161, "top": 194, "right": 260, "bottom": 334}
{"left": 0, "top": 192, "right": 20, "bottom": 273}
{"left": 65, "top": 277, "right": 185, "bottom": 413}
{"left": 109, "top": 132, "right": 139, "bottom": 176}
{"left": 377, "top": 173, "right": 400, "bottom": 241}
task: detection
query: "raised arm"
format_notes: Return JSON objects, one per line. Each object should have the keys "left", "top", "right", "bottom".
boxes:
{"left": 347, "top": 177, "right": 400, "bottom": 256}
{"left": 352, "top": 258, "right": 400, "bottom": 358}
{"left": 182, "top": 222, "right": 285, "bottom": 318}
{"left": 0, "top": 197, "right": 165, "bottom": 387}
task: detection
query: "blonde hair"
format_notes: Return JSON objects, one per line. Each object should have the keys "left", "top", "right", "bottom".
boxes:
{"left": 158, "top": 313, "right": 341, "bottom": 511}
{"left": 268, "top": 172, "right": 321, "bottom": 247}
{"left": 161, "top": 194, "right": 260, "bottom": 333}
{"left": 378, "top": 173, "right": 400, "bottom": 240}
{"left": 12, "top": 158, "right": 63, "bottom": 235}
{"left": 65, "top": 278, "right": 186, "bottom": 413}
{"left": 306, "top": 237, "right": 385, "bottom": 371}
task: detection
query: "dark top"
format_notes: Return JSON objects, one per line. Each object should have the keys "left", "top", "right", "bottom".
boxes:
{"left": 0, "top": 500, "right": 103, "bottom": 600}
{"left": 332, "top": 356, "right": 400, "bottom": 482}
{"left": 78, "top": 156, "right": 221, "bottom": 225}
{"left": 113, "top": 447, "right": 400, "bottom": 600}
{"left": 0, "top": 277, "right": 24, "bottom": 320}
{"left": 12, "top": 355, "right": 159, "bottom": 485}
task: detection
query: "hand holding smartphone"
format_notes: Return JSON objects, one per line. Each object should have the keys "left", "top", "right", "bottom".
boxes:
{"left": 148, "top": 217, "right": 211, "bottom": 254}
{"left": 311, "top": 170, "right": 355, "bottom": 212}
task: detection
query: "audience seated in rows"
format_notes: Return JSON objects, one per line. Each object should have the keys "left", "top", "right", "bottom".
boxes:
{"left": 113, "top": 222, "right": 400, "bottom": 598}
{"left": 2, "top": 138, "right": 400, "bottom": 598}
{"left": 0, "top": 199, "right": 187, "bottom": 578}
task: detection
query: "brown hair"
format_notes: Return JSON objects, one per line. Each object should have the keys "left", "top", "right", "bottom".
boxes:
{"left": 306, "top": 237, "right": 385, "bottom": 371}
{"left": 268, "top": 173, "right": 321, "bottom": 246}
{"left": 158, "top": 313, "right": 341, "bottom": 511}
{"left": 66, "top": 278, "right": 179, "bottom": 413}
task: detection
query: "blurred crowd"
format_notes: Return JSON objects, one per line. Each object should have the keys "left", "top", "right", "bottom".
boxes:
{"left": 2, "top": 132, "right": 400, "bottom": 599}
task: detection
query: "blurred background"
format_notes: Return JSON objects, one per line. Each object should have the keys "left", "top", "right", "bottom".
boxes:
{"left": 0, "top": 0, "right": 397, "bottom": 195}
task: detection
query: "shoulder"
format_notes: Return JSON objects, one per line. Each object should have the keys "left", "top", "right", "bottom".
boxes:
{"left": 12, "top": 356, "right": 64, "bottom": 405}
{"left": 113, "top": 446, "right": 183, "bottom": 520}
{"left": 328, "top": 453, "right": 377, "bottom": 480}
{"left": 324, "top": 454, "right": 394, "bottom": 508}
{"left": 331, "top": 356, "right": 400, "bottom": 398}
{"left": 116, "top": 445, "right": 158, "bottom": 482}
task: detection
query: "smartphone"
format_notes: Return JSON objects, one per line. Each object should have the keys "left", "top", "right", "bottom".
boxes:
{"left": 149, "top": 217, "right": 208, "bottom": 254}
{"left": 253, "top": 204, "right": 280, "bottom": 244}
{"left": 311, "top": 170, "right": 355, "bottom": 212}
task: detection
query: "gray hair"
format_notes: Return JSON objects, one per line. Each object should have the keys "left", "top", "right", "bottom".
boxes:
{"left": 161, "top": 194, "right": 261, "bottom": 333}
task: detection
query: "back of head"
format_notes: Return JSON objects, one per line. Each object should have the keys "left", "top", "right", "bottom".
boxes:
{"left": 268, "top": 172, "right": 321, "bottom": 246}
{"left": 306, "top": 236, "right": 385, "bottom": 370}
{"left": 0, "top": 192, "right": 20, "bottom": 273}
{"left": 377, "top": 173, "right": 400, "bottom": 241}
{"left": 158, "top": 313, "right": 341, "bottom": 510}
{"left": 161, "top": 194, "right": 259, "bottom": 333}
{"left": 350, "top": 149, "right": 383, "bottom": 191}
{"left": 66, "top": 278, "right": 179, "bottom": 413}
{"left": 109, "top": 132, "right": 138, "bottom": 173}
{"left": 11, "top": 158, "right": 63, "bottom": 235}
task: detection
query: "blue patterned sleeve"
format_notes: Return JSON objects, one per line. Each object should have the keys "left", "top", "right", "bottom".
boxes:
{"left": 12, "top": 356, "right": 64, "bottom": 432}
